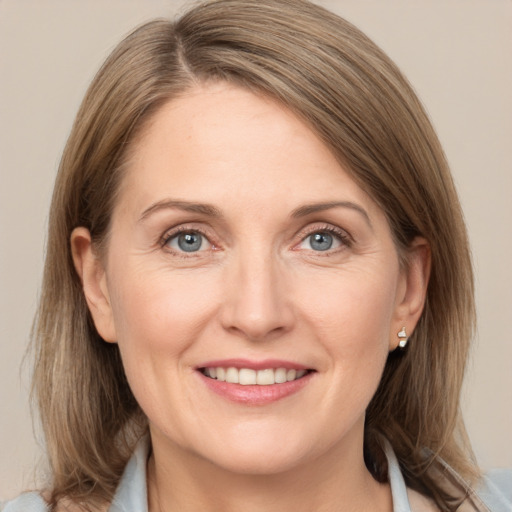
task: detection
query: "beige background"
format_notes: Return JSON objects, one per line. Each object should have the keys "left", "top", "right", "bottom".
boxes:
{"left": 1, "top": 0, "right": 511, "bottom": 499}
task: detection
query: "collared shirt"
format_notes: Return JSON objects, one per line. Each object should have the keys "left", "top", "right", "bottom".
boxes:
{"left": 2, "top": 438, "right": 511, "bottom": 511}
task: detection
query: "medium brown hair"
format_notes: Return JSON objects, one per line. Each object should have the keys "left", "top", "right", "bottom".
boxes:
{"left": 32, "top": 0, "right": 477, "bottom": 510}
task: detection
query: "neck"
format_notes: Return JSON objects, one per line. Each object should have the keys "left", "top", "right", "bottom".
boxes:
{"left": 147, "top": 429, "right": 392, "bottom": 512}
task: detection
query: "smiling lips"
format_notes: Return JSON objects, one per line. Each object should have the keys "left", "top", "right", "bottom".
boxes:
{"left": 201, "top": 367, "right": 308, "bottom": 385}
{"left": 198, "top": 361, "right": 314, "bottom": 404}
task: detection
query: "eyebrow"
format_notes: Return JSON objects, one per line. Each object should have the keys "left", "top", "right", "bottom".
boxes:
{"left": 138, "top": 198, "right": 372, "bottom": 228}
{"left": 291, "top": 201, "right": 373, "bottom": 228}
{"left": 138, "top": 199, "right": 223, "bottom": 222}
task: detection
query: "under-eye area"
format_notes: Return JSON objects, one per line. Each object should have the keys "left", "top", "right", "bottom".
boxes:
{"left": 199, "top": 367, "right": 314, "bottom": 385}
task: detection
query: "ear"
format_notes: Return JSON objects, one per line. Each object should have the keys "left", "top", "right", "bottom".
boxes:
{"left": 70, "top": 227, "right": 117, "bottom": 343}
{"left": 389, "top": 237, "right": 431, "bottom": 351}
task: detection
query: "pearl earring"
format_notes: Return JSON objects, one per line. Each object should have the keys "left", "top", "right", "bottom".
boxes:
{"left": 397, "top": 327, "right": 408, "bottom": 349}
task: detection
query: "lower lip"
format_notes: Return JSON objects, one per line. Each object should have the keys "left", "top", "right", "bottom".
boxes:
{"left": 199, "top": 371, "right": 314, "bottom": 405}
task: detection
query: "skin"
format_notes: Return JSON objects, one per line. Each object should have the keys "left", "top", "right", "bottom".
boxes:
{"left": 72, "top": 82, "right": 430, "bottom": 512}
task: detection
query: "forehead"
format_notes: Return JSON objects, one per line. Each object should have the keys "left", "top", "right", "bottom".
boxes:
{"left": 116, "top": 82, "right": 383, "bottom": 223}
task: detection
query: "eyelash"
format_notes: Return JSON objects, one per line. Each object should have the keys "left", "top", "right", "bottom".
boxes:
{"left": 159, "top": 223, "right": 352, "bottom": 256}
{"left": 296, "top": 224, "right": 352, "bottom": 253}
{"left": 160, "top": 225, "right": 216, "bottom": 256}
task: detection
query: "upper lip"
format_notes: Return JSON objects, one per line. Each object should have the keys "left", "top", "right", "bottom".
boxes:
{"left": 196, "top": 358, "right": 311, "bottom": 371}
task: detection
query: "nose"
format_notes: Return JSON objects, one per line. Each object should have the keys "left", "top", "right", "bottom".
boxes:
{"left": 219, "top": 249, "right": 295, "bottom": 342}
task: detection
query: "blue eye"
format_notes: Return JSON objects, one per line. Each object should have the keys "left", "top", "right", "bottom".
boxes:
{"left": 166, "top": 231, "right": 208, "bottom": 252}
{"left": 298, "top": 229, "right": 345, "bottom": 252}
{"left": 309, "top": 232, "right": 334, "bottom": 251}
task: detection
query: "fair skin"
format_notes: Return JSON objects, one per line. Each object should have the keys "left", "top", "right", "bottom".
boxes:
{"left": 72, "top": 82, "right": 430, "bottom": 512}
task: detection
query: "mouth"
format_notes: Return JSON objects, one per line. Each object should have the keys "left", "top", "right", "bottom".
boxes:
{"left": 196, "top": 361, "right": 315, "bottom": 404}
{"left": 199, "top": 366, "right": 311, "bottom": 385}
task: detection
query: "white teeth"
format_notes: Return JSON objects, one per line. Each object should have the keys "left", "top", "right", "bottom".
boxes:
{"left": 239, "top": 368, "right": 257, "bottom": 385}
{"left": 256, "top": 369, "right": 274, "bottom": 385}
{"left": 203, "top": 366, "right": 309, "bottom": 385}
{"left": 274, "top": 368, "right": 287, "bottom": 383}
{"left": 216, "top": 367, "right": 226, "bottom": 381}
{"left": 225, "top": 367, "right": 239, "bottom": 384}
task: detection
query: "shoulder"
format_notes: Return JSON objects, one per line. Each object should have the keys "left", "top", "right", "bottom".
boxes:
{"left": 475, "top": 468, "right": 512, "bottom": 511}
{"left": 405, "top": 469, "right": 512, "bottom": 512}
{"left": 1, "top": 437, "right": 149, "bottom": 512}
{"left": 1, "top": 493, "right": 108, "bottom": 512}
{"left": 1, "top": 492, "right": 49, "bottom": 512}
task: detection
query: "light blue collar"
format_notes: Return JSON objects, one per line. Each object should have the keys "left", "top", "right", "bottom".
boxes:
{"left": 108, "top": 437, "right": 149, "bottom": 512}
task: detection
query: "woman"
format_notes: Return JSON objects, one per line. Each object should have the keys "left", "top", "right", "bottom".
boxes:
{"left": 2, "top": 0, "right": 510, "bottom": 511}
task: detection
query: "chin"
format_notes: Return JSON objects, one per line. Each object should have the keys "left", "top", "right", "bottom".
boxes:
{"left": 205, "top": 446, "right": 309, "bottom": 476}
{"left": 190, "top": 425, "right": 329, "bottom": 476}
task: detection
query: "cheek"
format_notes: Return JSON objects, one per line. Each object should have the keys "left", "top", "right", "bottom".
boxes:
{"left": 298, "top": 266, "right": 398, "bottom": 344}
{"left": 294, "top": 263, "right": 398, "bottom": 404}
{"left": 108, "top": 264, "right": 220, "bottom": 358}
{"left": 105, "top": 265, "right": 223, "bottom": 431}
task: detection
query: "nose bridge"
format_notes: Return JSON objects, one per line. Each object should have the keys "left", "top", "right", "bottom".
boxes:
{"left": 220, "top": 242, "right": 293, "bottom": 341}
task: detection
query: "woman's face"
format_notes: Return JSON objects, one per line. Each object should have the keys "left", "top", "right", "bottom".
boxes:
{"left": 75, "top": 82, "right": 428, "bottom": 475}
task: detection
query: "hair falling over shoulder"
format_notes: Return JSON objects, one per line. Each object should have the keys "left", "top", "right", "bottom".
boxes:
{"left": 31, "top": 1, "right": 478, "bottom": 510}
